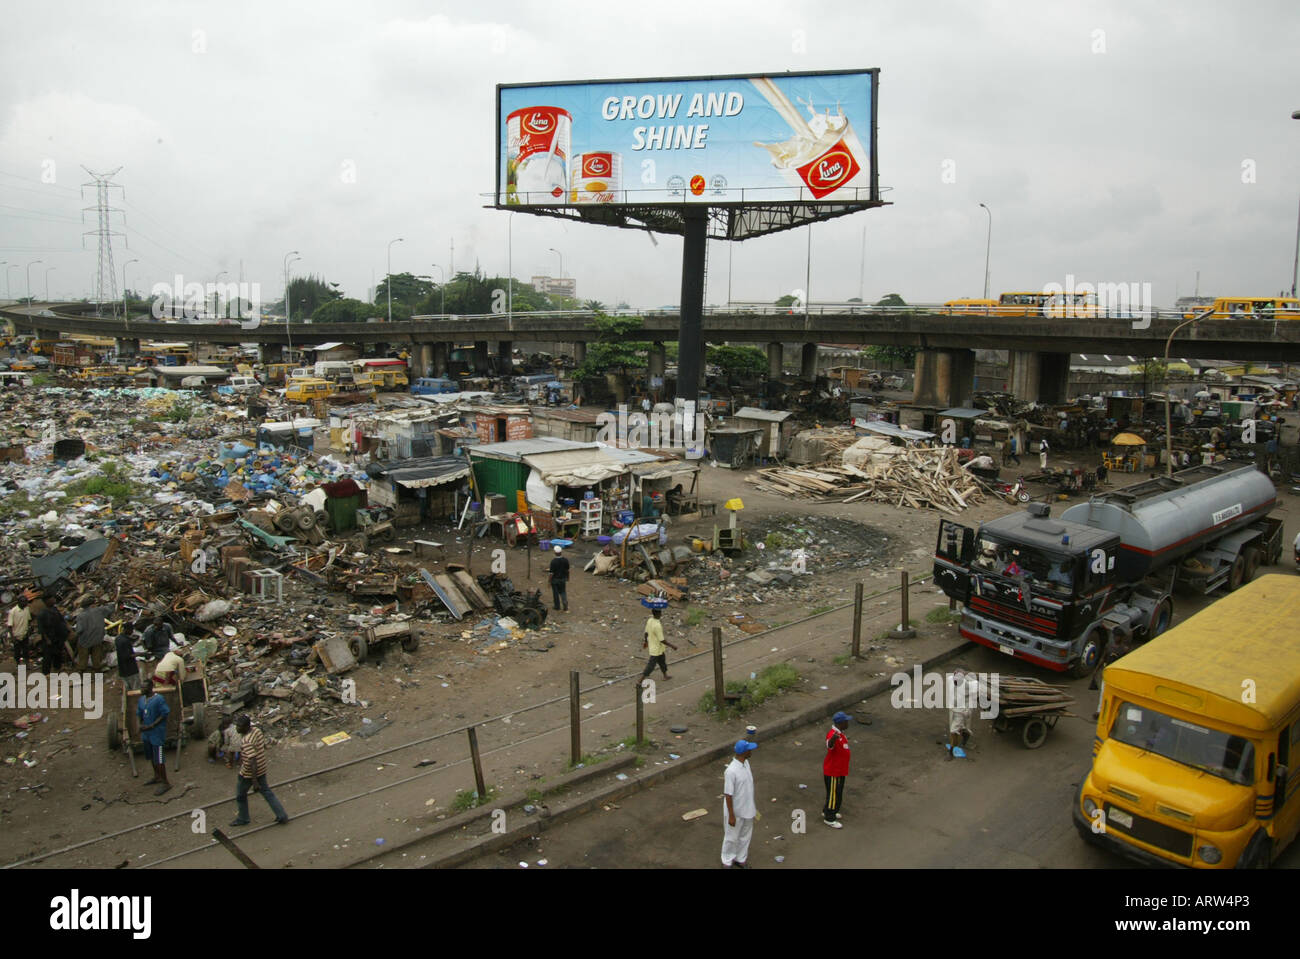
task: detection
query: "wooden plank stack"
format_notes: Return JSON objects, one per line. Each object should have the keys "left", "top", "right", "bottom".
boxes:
{"left": 746, "top": 444, "right": 985, "bottom": 515}
{"left": 995, "top": 675, "right": 1075, "bottom": 717}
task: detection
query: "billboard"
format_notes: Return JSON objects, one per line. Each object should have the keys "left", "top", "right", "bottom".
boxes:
{"left": 496, "top": 70, "right": 877, "bottom": 207}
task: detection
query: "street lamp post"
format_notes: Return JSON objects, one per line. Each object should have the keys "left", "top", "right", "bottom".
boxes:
{"left": 0, "top": 262, "right": 6, "bottom": 300}
{"left": 213, "top": 270, "right": 229, "bottom": 320}
{"left": 1164, "top": 309, "right": 1214, "bottom": 477}
{"left": 44, "top": 266, "right": 56, "bottom": 301}
{"left": 283, "top": 250, "right": 300, "bottom": 362}
{"left": 5, "top": 265, "right": 17, "bottom": 301}
{"left": 122, "top": 258, "right": 139, "bottom": 324}
{"left": 507, "top": 212, "right": 514, "bottom": 318}
{"left": 1291, "top": 110, "right": 1299, "bottom": 296}
{"left": 387, "top": 237, "right": 405, "bottom": 323}
{"left": 26, "top": 260, "right": 42, "bottom": 304}
{"left": 979, "top": 203, "right": 992, "bottom": 300}
{"left": 429, "top": 264, "right": 445, "bottom": 316}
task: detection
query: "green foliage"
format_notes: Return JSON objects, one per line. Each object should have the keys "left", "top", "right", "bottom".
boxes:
{"left": 925, "top": 606, "right": 960, "bottom": 624}
{"left": 567, "top": 753, "right": 609, "bottom": 770}
{"left": 312, "top": 298, "right": 380, "bottom": 324}
{"left": 151, "top": 401, "right": 194, "bottom": 423}
{"left": 866, "top": 344, "right": 917, "bottom": 366}
{"left": 451, "top": 785, "right": 497, "bottom": 812}
{"left": 764, "top": 531, "right": 787, "bottom": 549}
{"left": 707, "top": 344, "right": 767, "bottom": 379}
{"left": 875, "top": 293, "right": 907, "bottom": 307}
{"left": 31, "top": 372, "right": 54, "bottom": 387}
{"left": 63, "top": 460, "right": 136, "bottom": 504}
{"left": 583, "top": 299, "right": 607, "bottom": 312}
{"left": 574, "top": 313, "right": 650, "bottom": 380}
{"left": 698, "top": 663, "right": 801, "bottom": 719}
{"left": 774, "top": 294, "right": 797, "bottom": 308}
{"left": 375, "top": 272, "right": 435, "bottom": 309}
{"left": 414, "top": 269, "right": 553, "bottom": 316}
{"left": 285, "top": 273, "right": 342, "bottom": 321}
{"left": 0, "top": 490, "right": 39, "bottom": 519}
{"left": 684, "top": 607, "right": 708, "bottom": 627}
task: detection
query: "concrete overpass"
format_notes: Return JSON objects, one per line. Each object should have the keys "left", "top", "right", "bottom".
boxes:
{"left": 6, "top": 301, "right": 1299, "bottom": 407}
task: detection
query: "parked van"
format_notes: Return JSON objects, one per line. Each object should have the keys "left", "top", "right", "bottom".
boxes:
{"left": 286, "top": 378, "right": 333, "bottom": 403}
{"left": 1075, "top": 575, "right": 1300, "bottom": 868}
{"left": 226, "top": 375, "right": 261, "bottom": 394}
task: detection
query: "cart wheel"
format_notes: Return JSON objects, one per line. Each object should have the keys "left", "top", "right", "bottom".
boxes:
{"left": 274, "top": 512, "right": 297, "bottom": 533}
{"left": 1045, "top": 713, "right": 1060, "bottom": 729}
{"left": 297, "top": 511, "right": 317, "bottom": 531}
{"left": 401, "top": 630, "right": 420, "bottom": 652}
{"left": 191, "top": 702, "right": 208, "bottom": 740}
{"left": 350, "top": 636, "right": 368, "bottom": 663}
{"left": 1022, "top": 718, "right": 1049, "bottom": 749}
{"left": 107, "top": 712, "right": 120, "bottom": 751}
{"left": 518, "top": 608, "right": 543, "bottom": 629}
{"left": 992, "top": 715, "right": 1010, "bottom": 733}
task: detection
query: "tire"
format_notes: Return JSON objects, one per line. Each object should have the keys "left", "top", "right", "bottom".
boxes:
{"left": 350, "top": 636, "right": 368, "bottom": 663}
{"left": 107, "top": 711, "right": 120, "bottom": 751}
{"left": 1147, "top": 598, "right": 1173, "bottom": 639}
{"left": 191, "top": 702, "right": 208, "bottom": 740}
{"left": 401, "top": 630, "right": 420, "bottom": 652}
{"left": 1237, "top": 829, "right": 1273, "bottom": 869}
{"left": 1015, "top": 489, "right": 1031, "bottom": 503}
{"left": 1071, "top": 630, "right": 1106, "bottom": 679}
{"left": 1243, "top": 546, "right": 1260, "bottom": 584}
{"left": 296, "top": 511, "right": 317, "bottom": 531}
{"left": 1227, "top": 554, "right": 1246, "bottom": 591}
{"left": 273, "top": 512, "right": 297, "bottom": 533}
{"left": 1022, "top": 718, "right": 1049, "bottom": 749}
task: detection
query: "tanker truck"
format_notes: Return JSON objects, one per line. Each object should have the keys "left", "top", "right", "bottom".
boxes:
{"left": 932, "top": 462, "right": 1283, "bottom": 676}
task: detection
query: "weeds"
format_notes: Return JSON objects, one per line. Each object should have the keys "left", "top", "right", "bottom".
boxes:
{"left": 925, "top": 606, "right": 960, "bottom": 624}
{"left": 684, "top": 607, "right": 708, "bottom": 627}
{"left": 567, "top": 753, "right": 609, "bottom": 770}
{"left": 698, "top": 663, "right": 801, "bottom": 719}
{"left": 451, "top": 785, "right": 497, "bottom": 812}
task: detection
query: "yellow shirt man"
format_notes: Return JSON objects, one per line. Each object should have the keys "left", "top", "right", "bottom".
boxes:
{"left": 640, "top": 610, "right": 676, "bottom": 682}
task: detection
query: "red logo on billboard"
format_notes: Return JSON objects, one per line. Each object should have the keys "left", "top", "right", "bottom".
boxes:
{"left": 689, "top": 175, "right": 706, "bottom": 196}
{"left": 583, "top": 154, "right": 611, "bottom": 177}
{"left": 524, "top": 112, "right": 553, "bottom": 135}
{"left": 796, "top": 141, "right": 861, "bottom": 198}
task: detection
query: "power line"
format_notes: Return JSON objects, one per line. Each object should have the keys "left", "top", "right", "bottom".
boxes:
{"left": 81, "top": 166, "right": 125, "bottom": 313}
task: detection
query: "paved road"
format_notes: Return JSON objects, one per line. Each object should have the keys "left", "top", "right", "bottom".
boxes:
{"left": 470, "top": 642, "right": 1300, "bottom": 870}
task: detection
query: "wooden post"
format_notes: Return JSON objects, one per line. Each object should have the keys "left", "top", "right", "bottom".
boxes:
{"left": 569, "top": 670, "right": 581, "bottom": 765}
{"left": 467, "top": 726, "right": 486, "bottom": 800}
{"left": 850, "top": 581, "right": 864, "bottom": 658}
{"left": 900, "top": 569, "right": 910, "bottom": 628}
{"left": 211, "top": 828, "right": 260, "bottom": 869}
{"left": 635, "top": 680, "right": 645, "bottom": 746}
{"left": 712, "top": 626, "right": 725, "bottom": 708}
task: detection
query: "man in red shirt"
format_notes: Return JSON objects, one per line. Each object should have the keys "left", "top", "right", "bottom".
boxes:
{"left": 823, "top": 711, "right": 852, "bottom": 828}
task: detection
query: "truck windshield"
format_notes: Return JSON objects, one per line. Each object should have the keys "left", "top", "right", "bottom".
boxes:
{"left": 971, "top": 535, "right": 1076, "bottom": 595}
{"left": 1110, "top": 701, "right": 1255, "bottom": 786}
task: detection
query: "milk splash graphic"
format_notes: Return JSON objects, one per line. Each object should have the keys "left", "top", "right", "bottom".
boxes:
{"left": 750, "top": 77, "right": 867, "bottom": 199}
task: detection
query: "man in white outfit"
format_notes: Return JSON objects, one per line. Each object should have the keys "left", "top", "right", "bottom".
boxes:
{"left": 1039, "top": 437, "right": 1050, "bottom": 470}
{"left": 722, "top": 739, "right": 757, "bottom": 868}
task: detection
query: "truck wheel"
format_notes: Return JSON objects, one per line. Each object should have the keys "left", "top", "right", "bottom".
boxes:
{"left": 1236, "top": 829, "right": 1272, "bottom": 868}
{"left": 349, "top": 636, "right": 368, "bottom": 663}
{"left": 1022, "top": 718, "right": 1049, "bottom": 749}
{"left": 1071, "top": 631, "right": 1106, "bottom": 678}
{"left": 1147, "top": 599, "right": 1173, "bottom": 638}
{"left": 107, "top": 712, "right": 120, "bottom": 751}
{"left": 1228, "top": 554, "right": 1246, "bottom": 591}
{"left": 1243, "top": 547, "right": 1260, "bottom": 584}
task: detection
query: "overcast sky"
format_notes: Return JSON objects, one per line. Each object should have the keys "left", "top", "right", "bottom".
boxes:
{"left": 2, "top": 0, "right": 1298, "bottom": 311}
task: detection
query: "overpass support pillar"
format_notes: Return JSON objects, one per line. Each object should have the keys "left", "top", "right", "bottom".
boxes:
{"left": 473, "top": 341, "right": 489, "bottom": 374}
{"left": 913, "top": 348, "right": 975, "bottom": 409}
{"left": 498, "top": 340, "right": 514, "bottom": 373}
{"left": 647, "top": 341, "right": 666, "bottom": 380}
{"left": 800, "top": 342, "right": 819, "bottom": 380}
{"left": 261, "top": 343, "right": 283, "bottom": 364}
{"left": 1009, "top": 350, "right": 1070, "bottom": 404}
{"left": 573, "top": 341, "right": 586, "bottom": 368}
{"left": 115, "top": 338, "right": 140, "bottom": 359}
{"left": 767, "top": 342, "right": 784, "bottom": 378}
{"left": 413, "top": 343, "right": 433, "bottom": 378}
{"left": 431, "top": 342, "right": 448, "bottom": 376}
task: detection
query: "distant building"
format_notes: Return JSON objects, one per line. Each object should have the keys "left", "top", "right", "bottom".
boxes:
{"left": 532, "top": 275, "right": 577, "bottom": 299}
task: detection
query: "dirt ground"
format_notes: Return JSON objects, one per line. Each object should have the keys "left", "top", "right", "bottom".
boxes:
{"left": 3, "top": 436, "right": 1298, "bottom": 870}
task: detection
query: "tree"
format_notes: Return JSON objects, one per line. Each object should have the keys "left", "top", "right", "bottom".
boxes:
{"left": 875, "top": 293, "right": 907, "bottom": 307}
{"left": 707, "top": 344, "right": 767, "bottom": 381}
{"left": 286, "top": 273, "right": 341, "bottom": 321}
{"left": 775, "top": 294, "right": 798, "bottom": 308}
{"left": 374, "top": 272, "right": 435, "bottom": 310}
{"left": 583, "top": 299, "right": 606, "bottom": 312}
{"left": 866, "top": 345, "right": 917, "bottom": 366}
{"left": 574, "top": 313, "right": 650, "bottom": 380}
{"left": 312, "top": 298, "right": 380, "bottom": 324}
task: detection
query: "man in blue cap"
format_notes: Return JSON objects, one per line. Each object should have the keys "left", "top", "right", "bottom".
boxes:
{"left": 823, "top": 711, "right": 851, "bottom": 827}
{"left": 722, "top": 739, "right": 757, "bottom": 868}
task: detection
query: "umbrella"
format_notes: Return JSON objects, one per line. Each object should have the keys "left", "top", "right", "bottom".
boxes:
{"left": 1112, "top": 432, "right": 1146, "bottom": 446}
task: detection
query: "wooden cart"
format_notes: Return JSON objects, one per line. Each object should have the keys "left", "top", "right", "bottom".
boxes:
{"left": 989, "top": 675, "right": 1074, "bottom": 749}
{"left": 106, "top": 661, "right": 211, "bottom": 773}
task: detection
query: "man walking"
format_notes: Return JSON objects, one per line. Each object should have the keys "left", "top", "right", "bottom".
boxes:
{"left": 230, "top": 715, "right": 289, "bottom": 826}
{"left": 640, "top": 607, "right": 677, "bottom": 682}
{"left": 137, "top": 678, "right": 172, "bottom": 795}
{"left": 1038, "top": 437, "right": 1050, "bottom": 470}
{"left": 946, "top": 669, "right": 980, "bottom": 759}
{"left": 722, "top": 740, "right": 757, "bottom": 868}
{"left": 548, "top": 544, "right": 570, "bottom": 612}
{"left": 35, "top": 596, "right": 69, "bottom": 676}
{"left": 823, "top": 711, "right": 852, "bottom": 828}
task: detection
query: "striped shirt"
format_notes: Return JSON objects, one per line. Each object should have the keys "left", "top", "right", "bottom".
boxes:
{"left": 238, "top": 726, "right": 269, "bottom": 779}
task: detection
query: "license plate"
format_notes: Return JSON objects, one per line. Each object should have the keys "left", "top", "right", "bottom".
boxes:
{"left": 998, "top": 644, "right": 1015, "bottom": 657}
{"left": 1109, "top": 808, "right": 1133, "bottom": 829}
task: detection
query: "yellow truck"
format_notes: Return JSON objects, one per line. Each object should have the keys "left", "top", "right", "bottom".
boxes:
{"left": 1074, "top": 575, "right": 1300, "bottom": 868}
{"left": 1182, "top": 296, "right": 1300, "bottom": 320}
{"left": 285, "top": 378, "right": 333, "bottom": 403}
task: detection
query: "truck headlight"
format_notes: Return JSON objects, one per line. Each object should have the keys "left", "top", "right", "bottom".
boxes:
{"left": 1197, "top": 844, "right": 1222, "bottom": 864}
{"left": 1083, "top": 797, "right": 1098, "bottom": 817}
